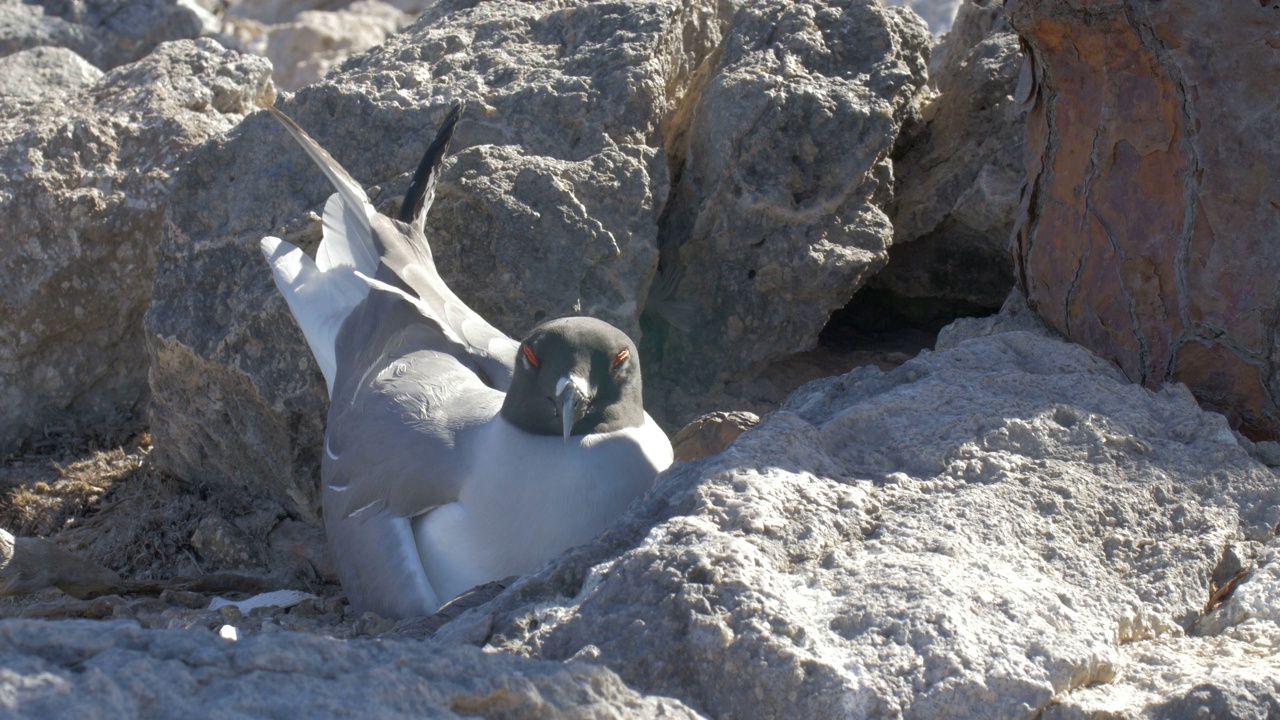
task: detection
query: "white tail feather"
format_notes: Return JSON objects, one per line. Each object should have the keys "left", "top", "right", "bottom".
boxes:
{"left": 261, "top": 235, "right": 367, "bottom": 397}
{"left": 260, "top": 105, "right": 389, "bottom": 395}
{"left": 318, "top": 193, "right": 379, "bottom": 275}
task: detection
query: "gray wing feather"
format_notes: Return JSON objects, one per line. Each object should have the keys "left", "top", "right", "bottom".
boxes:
{"left": 324, "top": 357, "right": 499, "bottom": 520}
{"left": 264, "top": 104, "right": 372, "bottom": 240}
{"left": 326, "top": 282, "right": 502, "bottom": 520}
{"left": 321, "top": 501, "right": 440, "bottom": 617}
{"left": 318, "top": 193, "right": 378, "bottom": 274}
{"left": 366, "top": 213, "right": 519, "bottom": 389}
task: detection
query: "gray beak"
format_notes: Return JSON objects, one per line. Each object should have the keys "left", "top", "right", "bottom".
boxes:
{"left": 556, "top": 375, "right": 589, "bottom": 442}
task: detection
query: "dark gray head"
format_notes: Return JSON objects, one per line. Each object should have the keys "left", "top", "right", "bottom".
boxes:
{"left": 500, "top": 317, "right": 644, "bottom": 440}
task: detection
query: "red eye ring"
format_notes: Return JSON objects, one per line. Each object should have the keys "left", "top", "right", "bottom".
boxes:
{"left": 611, "top": 348, "right": 630, "bottom": 370}
{"left": 522, "top": 343, "right": 539, "bottom": 368}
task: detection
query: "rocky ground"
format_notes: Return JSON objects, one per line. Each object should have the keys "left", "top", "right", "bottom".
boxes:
{"left": 2, "top": 0, "right": 1278, "bottom": 718}
{"left": 4, "top": 300, "right": 1280, "bottom": 718}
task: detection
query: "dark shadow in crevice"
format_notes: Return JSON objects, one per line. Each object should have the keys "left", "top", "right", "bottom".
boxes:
{"left": 819, "top": 285, "right": 998, "bottom": 358}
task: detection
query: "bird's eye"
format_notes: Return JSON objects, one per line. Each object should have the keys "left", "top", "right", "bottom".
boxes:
{"left": 521, "top": 343, "right": 539, "bottom": 369}
{"left": 611, "top": 348, "right": 630, "bottom": 371}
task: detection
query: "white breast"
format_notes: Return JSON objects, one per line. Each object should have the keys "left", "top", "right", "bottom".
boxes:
{"left": 411, "top": 414, "right": 672, "bottom": 604}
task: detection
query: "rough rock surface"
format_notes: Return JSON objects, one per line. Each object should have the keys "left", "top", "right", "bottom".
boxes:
{"left": 652, "top": 0, "right": 930, "bottom": 393}
{"left": 926, "top": 0, "right": 1007, "bottom": 79}
{"left": 882, "top": 0, "right": 962, "bottom": 34}
{"left": 1050, "top": 546, "right": 1280, "bottom": 718}
{"left": 0, "top": 46, "right": 102, "bottom": 98}
{"left": 878, "top": 0, "right": 1021, "bottom": 311}
{"left": 425, "top": 321, "right": 1280, "bottom": 719}
{"left": 1007, "top": 0, "right": 1280, "bottom": 440}
{"left": 148, "top": 0, "right": 929, "bottom": 517}
{"left": 0, "top": 619, "right": 703, "bottom": 718}
{"left": 6, "top": 318, "right": 1280, "bottom": 716}
{"left": 261, "top": 1, "right": 409, "bottom": 91}
{"left": 0, "top": 39, "right": 273, "bottom": 455}
{"left": 0, "top": 0, "right": 218, "bottom": 71}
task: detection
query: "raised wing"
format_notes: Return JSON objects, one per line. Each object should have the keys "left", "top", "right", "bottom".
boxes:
{"left": 322, "top": 279, "right": 500, "bottom": 509}
{"left": 261, "top": 102, "right": 521, "bottom": 393}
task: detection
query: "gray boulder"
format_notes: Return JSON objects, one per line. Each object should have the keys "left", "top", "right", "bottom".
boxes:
{"left": 878, "top": 0, "right": 1023, "bottom": 311}
{"left": 652, "top": 0, "right": 930, "bottom": 394}
{"left": 429, "top": 320, "right": 1280, "bottom": 718}
{"left": 0, "top": 0, "right": 219, "bottom": 71}
{"left": 926, "top": 0, "right": 1008, "bottom": 80}
{"left": 0, "top": 46, "right": 102, "bottom": 98}
{"left": 0, "top": 619, "right": 703, "bottom": 718}
{"left": 0, "top": 39, "right": 273, "bottom": 455}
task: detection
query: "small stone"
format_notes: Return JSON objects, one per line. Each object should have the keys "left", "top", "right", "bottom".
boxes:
{"left": 353, "top": 611, "right": 396, "bottom": 637}
{"left": 191, "top": 515, "right": 262, "bottom": 569}
{"left": 670, "top": 411, "right": 761, "bottom": 461}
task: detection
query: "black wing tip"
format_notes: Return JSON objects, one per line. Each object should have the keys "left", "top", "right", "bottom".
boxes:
{"left": 397, "top": 102, "right": 466, "bottom": 225}
{"left": 442, "top": 101, "right": 465, "bottom": 128}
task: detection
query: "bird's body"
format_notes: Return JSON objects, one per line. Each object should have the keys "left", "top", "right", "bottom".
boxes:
{"left": 260, "top": 104, "right": 672, "bottom": 618}
{"left": 415, "top": 413, "right": 669, "bottom": 602}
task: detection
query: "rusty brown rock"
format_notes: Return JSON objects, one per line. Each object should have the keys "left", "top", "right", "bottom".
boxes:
{"left": 1008, "top": 0, "right": 1280, "bottom": 438}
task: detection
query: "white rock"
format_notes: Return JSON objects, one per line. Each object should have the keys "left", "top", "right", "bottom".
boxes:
{"left": 0, "top": 47, "right": 103, "bottom": 98}
{"left": 264, "top": 1, "right": 410, "bottom": 91}
{"left": 0, "top": 621, "right": 701, "bottom": 717}
{"left": 208, "top": 589, "right": 319, "bottom": 612}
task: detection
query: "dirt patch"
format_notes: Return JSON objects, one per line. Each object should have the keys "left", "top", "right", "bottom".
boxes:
{"left": 0, "top": 429, "right": 344, "bottom": 624}
{"left": 0, "top": 433, "right": 204, "bottom": 579}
